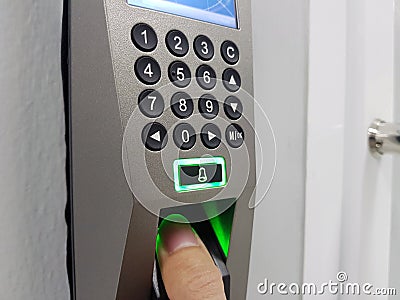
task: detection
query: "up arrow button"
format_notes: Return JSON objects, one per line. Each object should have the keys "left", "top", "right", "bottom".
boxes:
{"left": 223, "top": 68, "right": 241, "bottom": 92}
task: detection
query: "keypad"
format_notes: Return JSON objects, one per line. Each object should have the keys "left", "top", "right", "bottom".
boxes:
{"left": 131, "top": 24, "right": 245, "bottom": 151}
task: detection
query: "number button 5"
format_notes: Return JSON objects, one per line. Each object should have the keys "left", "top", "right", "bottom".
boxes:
{"left": 131, "top": 23, "right": 158, "bottom": 52}
{"left": 166, "top": 30, "right": 189, "bottom": 57}
{"left": 135, "top": 56, "right": 161, "bottom": 85}
{"left": 168, "top": 61, "right": 191, "bottom": 88}
{"left": 138, "top": 89, "right": 164, "bottom": 118}
{"left": 194, "top": 35, "right": 214, "bottom": 61}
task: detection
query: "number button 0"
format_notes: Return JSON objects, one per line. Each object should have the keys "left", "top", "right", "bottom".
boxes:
{"left": 135, "top": 56, "right": 161, "bottom": 85}
{"left": 198, "top": 94, "right": 219, "bottom": 119}
{"left": 138, "top": 89, "right": 164, "bottom": 118}
{"left": 131, "top": 23, "right": 158, "bottom": 52}
{"left": 196, "top": 65, "right": 216, "bottom": 90}
{"left": 171, "top": 92, "right": 194, "bottom": 119}
{"left": 168, "top": 61, "right": 191, "bottom": 88}
{"left": 166, "top": 30, "right": 189, "bottom": 57}
{"left": 173, "top": 123, "right": 196, "bottom": 150}
{"left": 194, "top": 35, "right": 214, "bottom": 61}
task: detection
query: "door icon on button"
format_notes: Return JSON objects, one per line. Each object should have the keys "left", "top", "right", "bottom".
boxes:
{"left": 198, "top": 167, "right": 208, "bottom": 183}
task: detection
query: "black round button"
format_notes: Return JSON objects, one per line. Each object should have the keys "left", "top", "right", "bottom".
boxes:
{"left": 168, "top": 61, "right": 191, "bottom": 88}
{"left": 166, "top": 30, "right": 189, "bottom": 57}
{"left": 138, "top": 89, "right": 164, "bottom": 118}
{"left": 135, "top": 56, "right": 161, "bottom": 85}
{"left": 142, "top": 122, "right": 168, "bottom": 151}
{"left": 222, "top": 68, "right": 241, "bottom": 92}
{"left": 225, "top": 124, "right": 244, "bottom": 148}
{"left": 194, "top": 35, "right": 214, "bottom": 61}
{"left": 196, "top": 65, "right": 217, "bottom": 90}
{"left": 131, "top": 23, "right": 158, "bottom": 52}
{"left": 198, "top": 94, "right": 219, "bottom": 119}
{"left": 173, "top": 123, "right": 196, "bottom": 150}
{"left": 201, "top": 123, "right": 221, "bottom": 149}
{"left": 171, "top": 92, "right": 194, "bottom": 119}
{"left": 224, "top": 96, "right": 243, "bottom": 120}
{"left": 221, "top": 41, "right": 239, "bottom": 65}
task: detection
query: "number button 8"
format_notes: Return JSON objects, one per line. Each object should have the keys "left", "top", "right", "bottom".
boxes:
{"left": 171, "top": 92, "right": 194, "bottom": 119}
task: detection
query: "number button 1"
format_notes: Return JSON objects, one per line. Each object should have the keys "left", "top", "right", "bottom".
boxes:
{"left": 166, "top": 30, "right": 189, "bottom": 57}
{"left": 131, "top": 23, "right": 158, "bottom": 52}
{"left": 194, "top": 35, "right": 214, "bottom": 61}
{"left": 138, "top": 89, "right": 164, "bottom": 118}
{"left": 168, "top": 61, "right": 191, "bottom": 88}
{"left": 135, "top": 56, "right": 161, "bottom": 85}
{"left": 196, "top": 65, "right": 216, "bottom": 90}
{"left": 173, "top": 123, "right": 196, "bottom": 150}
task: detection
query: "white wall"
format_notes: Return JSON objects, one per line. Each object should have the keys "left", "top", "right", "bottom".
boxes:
{"left": 304, "top": 1, "right": 396, "bottom": 299}
{"left": 0, "top": 1, "right": 70, "bottom": 299}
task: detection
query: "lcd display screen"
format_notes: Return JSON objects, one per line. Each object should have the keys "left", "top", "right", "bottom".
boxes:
{"left": 127, "top": 0, "right": 238, "bottom": 29}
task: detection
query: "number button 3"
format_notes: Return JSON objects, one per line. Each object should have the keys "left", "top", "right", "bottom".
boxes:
{"left": 194, "top": 35, "right": 214, "bottom": 61}
{"left": 135, "top": 56, "right": 161, "bottom": 85}
{"left": 166, "top": 30, "right": 189, "bottom": 57}
{"left": 131, "top": 23, "right": 158, "bottom": 52}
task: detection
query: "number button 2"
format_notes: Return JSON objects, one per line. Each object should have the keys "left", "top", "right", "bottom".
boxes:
{"left": 194, "top": 35, "right": 214, "bottom": 61}
{"left": 166, "top": 30, "right": 189, "bottom": 57}
{"left": 135, "top": 56, "right": 161, "bottom": 85}
{"left": 138, "top": 89, "right": 164, "bottom": 118}
{"left": 131, "top": 23, "right": 158, "bottom": 52}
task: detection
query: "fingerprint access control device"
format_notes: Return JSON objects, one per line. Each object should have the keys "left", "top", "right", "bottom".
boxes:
{"left": 66, "top": 0, "right": 256, "bottom": 299}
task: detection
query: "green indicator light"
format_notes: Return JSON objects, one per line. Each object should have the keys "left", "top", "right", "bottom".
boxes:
{"left": 173, "top": 157, "right": 227, "bottom": 193}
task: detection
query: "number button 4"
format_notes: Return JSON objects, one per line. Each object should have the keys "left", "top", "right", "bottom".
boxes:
{"left": 166, "top": 30, "right": 189, "bottom": 57}
{"left": 135, "top": 56, "right": 161, "bottom": 85}
{"left": 131, "top": 23, "right": 158, "bottom": 52}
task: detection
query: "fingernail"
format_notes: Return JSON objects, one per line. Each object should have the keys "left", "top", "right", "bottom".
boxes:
{"left": 158, "top": 214, "right": 198, "bottom": 255}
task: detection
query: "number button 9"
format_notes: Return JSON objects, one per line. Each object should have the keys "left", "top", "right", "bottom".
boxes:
{"left": 194, "top": 35, "right": 214, "bottom": 61}
{"left": 131, "top": 23, "right": 158, "bottom": 52}
{"left": 198, "top": 94, "right": 219, "bottom": 119}
{"left": 166, "top": 30, "right": 189, "bottom": 57}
